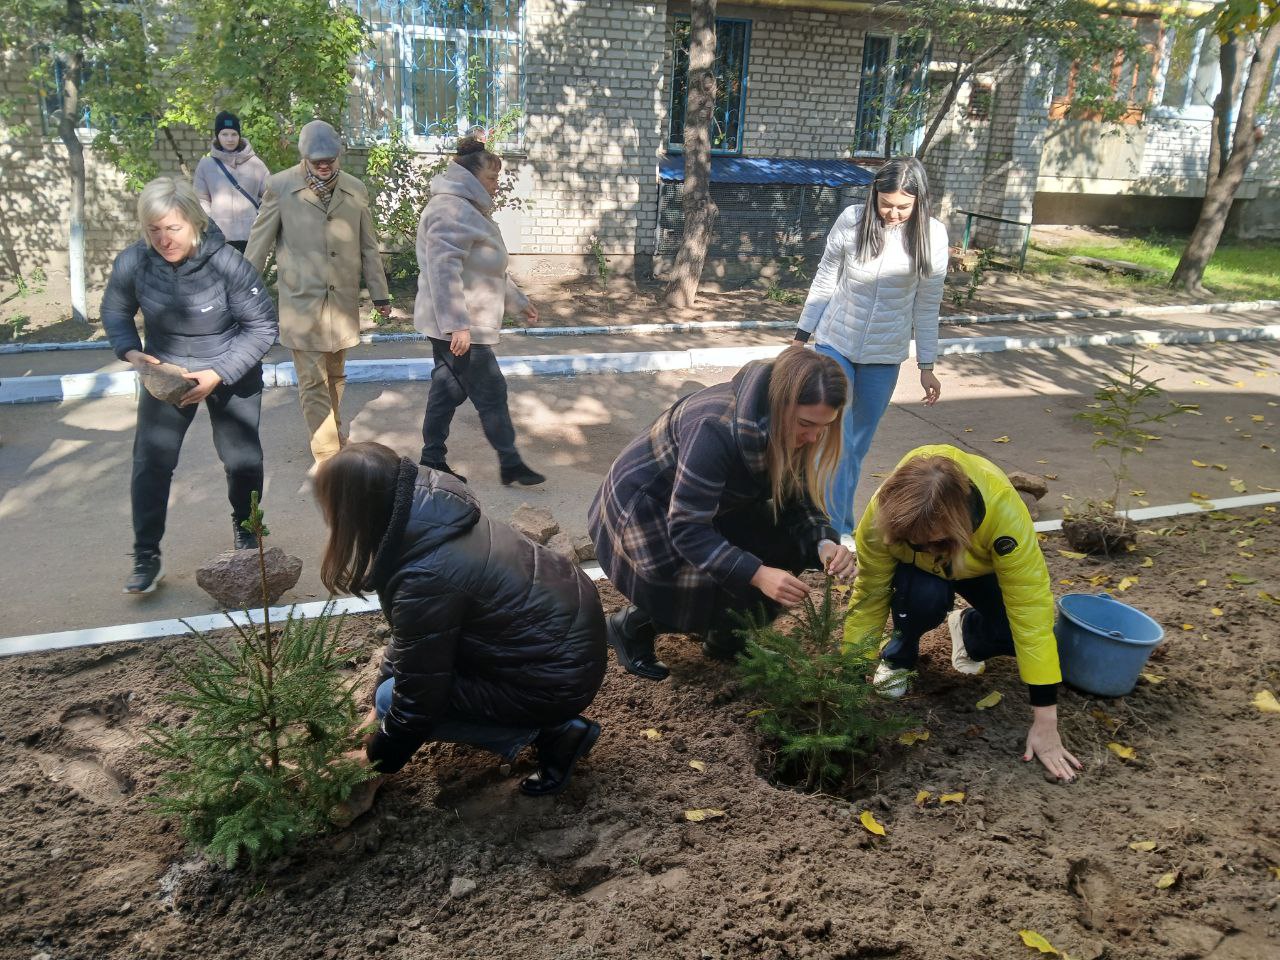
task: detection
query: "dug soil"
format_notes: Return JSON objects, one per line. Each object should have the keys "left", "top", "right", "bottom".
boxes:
{"left": 2, "top": 509, "right": 1278, "bottom": 960}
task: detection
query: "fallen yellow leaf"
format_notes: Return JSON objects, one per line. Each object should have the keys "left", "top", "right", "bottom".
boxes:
{"left": 1251, "top": 415, "right": 1266, "bottom": 423}
{"left": 1108, "top": 741, "right": 1137, "bottom": 760}
{"left": 1259, "top": 591, "right": 1280, "bottom": 605}
{"left": 1190, "top": 490, "right": 1209, "bottom": 500}
{"left": 1057, "top": 550, "right": 1087, "bottom": 559}
{"left": 689, "top": 760, "right": 707, "bottom": 773}
{"left": 1141, "top": 672, "right": 1164, "bottom": 684}
{"left": 1058, "top": 579, "right": 1076, "bottom": 586}
{"left": 1140, "top": 556, "right": 1153, "bottom": 567}
{"left": 745, "top": 708, "right": 770, "bottom": 718}
{"left": 1129, "top": 840, "right": 1157, "bottom": 851}
{"left": 1268, "top": 865, "right": 1280, "bottom": 880}
{"left": 1230, "top": 479, "right": 1248, "bottom": 493}
{"left": 1192, "top": 459, "right": 1208, "bottom": 468}
{"left": 1253, "top": 690, "right": 1280, "bottom": 714}
{"left": 1211, "top": 607, "right": 1224, "bottom": 617}
{"left": 1017, "top": 929, "right": 1060, "bottom": 955}
{"left": 1117, "top": 576, "right": 1138, "bottom": 592}
{"left": 642, "top": 728, "right": 663, "bottom": 740}
{"left": 859, "top": 810, "right": 886, "bottom": 836}
{"left": 1197, "top": 579, "right": 1208, "bottom": 587}
{"left": 1181, "top": 623, "right": 1194, "bottom": 630}
{"left": 898, "top": 729, "right": 930, "bottom": 746}
{"left": 992, "top": 435, "right": 1011, "bottom": 443}
{"left": 915, "top": 790, "right": 932, "bottom": 806}
{"left": 684, "top": 808, "right": 725, "bottom": 822}
{"left": 1192, "top": 379, "right": 1210, "bottom": 386}
{"left": 1130, "top": 489, "right": 1146, "bottom": 496}
{"left": 1212, "top": 463, "right": 1228, "bottom": 471}
{"left": 939, "top": 792, "right": 965, "bottom": 804}
{"left": 975, "top": 691, "right": 1002, "bottom": 710}
{"left": 1061, "top": 494, "right": 1074, "bottom": 501}
{"left": 1088, "top": 573, "right": 1111, "bottom": 587}
{"left": 1156, "top": 870, "right": 1180, "bottom": 889}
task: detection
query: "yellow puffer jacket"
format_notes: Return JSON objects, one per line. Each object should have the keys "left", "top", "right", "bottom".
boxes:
{"left": 844, "top": 444, "right": 1062, "bottom": 686}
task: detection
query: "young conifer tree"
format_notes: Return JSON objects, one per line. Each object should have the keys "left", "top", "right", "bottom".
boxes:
{"left": 147, "top": 494, "right": 372, "bottom": 867}
{"left": 737, "top": 578, "right": 911, "bottom": 793}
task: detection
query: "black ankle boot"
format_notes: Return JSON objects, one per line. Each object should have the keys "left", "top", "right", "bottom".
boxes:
{"left": 501, "top": 462, "right": 545, "bottom": 486}
{"left": 233, "top": 520, "right": 258, "bottom": 550}
{"left": 606, "top": 607, "right": 669, "bottom": 681}
{"left": 520, "top": 716, "right": 601, "bottom": 797}
{"left": 700, "top": 627, "right": 745, "bottom": 662}
{"left": 421, "top": 460, "right": 467, "bottom": 484}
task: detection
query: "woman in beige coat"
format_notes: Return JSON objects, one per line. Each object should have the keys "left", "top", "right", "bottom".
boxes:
{"left": 245, "top": 119, "right": 392, "bottom": 466}
{"left": 413, "top": 136, "right": 543, "bottom": 487}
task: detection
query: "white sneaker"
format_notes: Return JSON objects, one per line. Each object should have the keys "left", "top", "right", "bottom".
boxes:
{"left": 948, "top": 609, "right": 986, "bottom": 675}
{"left": 873, "top": 660, "right": 911, "bottom": 699}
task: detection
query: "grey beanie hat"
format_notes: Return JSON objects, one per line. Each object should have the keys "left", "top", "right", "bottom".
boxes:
{"left": 298, "top": 120, "right": 342, "bottom": 160}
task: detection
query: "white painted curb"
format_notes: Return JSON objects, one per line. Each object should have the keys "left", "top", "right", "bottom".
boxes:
{"left": 4, "top": 297, "right": 1278, "bottom": 355}
{"left": 4, "top": 323, "right": 1278, "bottom": 405}
{"left": 4, "top": 492, "right": 1278, "bottom": 658}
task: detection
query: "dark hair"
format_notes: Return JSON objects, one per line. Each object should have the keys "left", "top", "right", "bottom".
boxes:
{"left": 766, "top": 347, "right": 848, "bottom": 511}
{"left": 315, "top": 441, "right": 401, "bottom": 597}
{"left": 453, "top": 135, "right": 501, "bottom": 176}
{"left": 854, "top": 156, "right": 934, "bottom": 277}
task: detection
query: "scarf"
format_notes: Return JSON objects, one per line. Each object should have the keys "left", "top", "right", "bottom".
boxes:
{"left": 304, "top": 163, "right": 339, "bottom": 208}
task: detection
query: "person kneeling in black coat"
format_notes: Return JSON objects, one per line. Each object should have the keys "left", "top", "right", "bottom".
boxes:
{"left": 315, "top": 442, "right": 607, "bottom": 818}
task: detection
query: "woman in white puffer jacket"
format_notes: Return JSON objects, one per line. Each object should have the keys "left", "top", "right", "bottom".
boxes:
{"left": 792, "top": 157, "right": 949, "bottom": 536}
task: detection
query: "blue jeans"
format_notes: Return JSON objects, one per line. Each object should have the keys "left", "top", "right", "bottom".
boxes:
{"left": 374, "top": 677, "right": 538, "bottom": 762}
{"left": 814, "top": 344, "right": 900, "bottom": 537}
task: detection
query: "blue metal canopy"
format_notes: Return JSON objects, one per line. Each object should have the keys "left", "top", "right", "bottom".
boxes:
{"left": 658, "top": 155, "right": 874, "bottom": 187}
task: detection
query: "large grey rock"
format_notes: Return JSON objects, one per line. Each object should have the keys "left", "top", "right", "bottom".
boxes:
{"left": 546, "top": 531, "right": 579, "bottom": 564}
{"left": 1005, "top": 471, "right": 1049, "bottom": 500}
{"left": 1017, "top": 489, "right": 1041, "bottom": 520}
{"left": 448, "top": 876, "right": 477, "bottom": 899}
{"left": 572, "top": 535, "right": 596, "bottom": 562}
{"left": 510, "top": 504, "right": 559, "bottom": 544}
{"left": 196, "top": 547, "right": 303, "bottom": 609}
{"left": 139, "top": 362, "right": 197, "bottom": 405}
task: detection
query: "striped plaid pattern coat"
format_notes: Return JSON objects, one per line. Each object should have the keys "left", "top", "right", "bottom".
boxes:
{"left": 589, "top": 360, "right": 837, "bottom": 632}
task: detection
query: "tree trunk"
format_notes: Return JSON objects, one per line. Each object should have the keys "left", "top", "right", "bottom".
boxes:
{"left": 1171, "top": 22, "right": 1280, "bottom": 293}
{"left": 665, "top": 0, "right": 717, "bottom": 310}
{"left": 917, "top": 71, "right": 966, "bottom": 160}
{"left": 60, "top": 0, "right": 88, "bottom": 325}
{"left": 1205, "top": 34, "right": 1241, "bottom": 193}
{"left": 162, "top": 126, "right": 191, "bottom": 178}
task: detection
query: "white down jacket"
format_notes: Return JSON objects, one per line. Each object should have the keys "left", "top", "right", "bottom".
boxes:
{"left": 796, "top": 204, "right": 949, "bottom": 365}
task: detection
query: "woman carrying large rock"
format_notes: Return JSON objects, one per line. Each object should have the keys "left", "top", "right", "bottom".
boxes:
{"left": 315, "top": 442, "right": 607, "bottom": 815}
{"left": 100, "top": 177, "right": 278, "bottom": 594}
{"left": 590, "top": 348, "right": 857, "bottom": 680}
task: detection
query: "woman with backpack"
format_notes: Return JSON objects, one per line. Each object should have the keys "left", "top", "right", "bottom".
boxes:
{"left": 193, "top": 111, "right": 270, "bottom": 253}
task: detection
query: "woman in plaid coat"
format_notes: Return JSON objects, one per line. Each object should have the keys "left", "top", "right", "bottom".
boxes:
{"left": 589, "top": 349, "right": 857, "bottom": 681}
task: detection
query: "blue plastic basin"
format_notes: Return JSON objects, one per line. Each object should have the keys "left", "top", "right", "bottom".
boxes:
{"left": 1054, "top": 593, "right": 1164, "bottom": 697}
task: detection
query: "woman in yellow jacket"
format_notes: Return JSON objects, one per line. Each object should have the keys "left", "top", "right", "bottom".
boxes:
{"left": 844, "top": 444, "right": 1082, "bottom": 782}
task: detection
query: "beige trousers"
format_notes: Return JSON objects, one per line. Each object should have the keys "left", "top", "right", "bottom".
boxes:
{"left": 291, "top": 349, "right": 348, "bottom": 464}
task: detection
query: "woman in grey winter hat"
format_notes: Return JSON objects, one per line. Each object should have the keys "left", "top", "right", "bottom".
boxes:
{"left": 193, "top": 111, "right": 270, "bottom": 253}
{"left": 246, "top": 119, "right": 392, "bottom": 467}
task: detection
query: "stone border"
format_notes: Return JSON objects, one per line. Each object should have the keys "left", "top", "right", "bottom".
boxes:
{"left": 3, "top": 298, "right": 1278, "bottom": 354}
{"left": 4, "top": 323, "right": 1278, "bottom": 405}
{"left": 4, "top": 491, "right": 1278, "bottom": 658}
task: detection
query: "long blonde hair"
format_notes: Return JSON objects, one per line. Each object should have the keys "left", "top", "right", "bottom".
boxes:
{"left": 766, "top": 347, "right": 847, "bottom": 512}
{"left": 874, "top": 455, "right": 973, "bottom": 563}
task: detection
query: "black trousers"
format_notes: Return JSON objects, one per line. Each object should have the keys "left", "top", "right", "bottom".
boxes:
{"left": 131, "top": 365, "right": 264, "bottom": 553}
{"left": 633, "top": 501, "right": 815, "bottom": 645}
{"left": 226, "top": 239, "right": 248, "bottom": 254}
{"left": 880, "top": 563, "right": 1016, "bottom": 668}
{"left": 420, "top": 338, "right": 520, "bottom": 469}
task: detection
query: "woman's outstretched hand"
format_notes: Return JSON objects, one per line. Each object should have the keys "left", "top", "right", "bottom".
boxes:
{"left": 1024, "top": 705, "right": 1084, "bottom": 783}
{"left": 750, "top": 565, "right": 809, "bottom": 606}
{"left": 920, "top": 369, "right": 941, "bottom": 406}
{"left": 817, "top": 540, "right": 857, "bottom": 580}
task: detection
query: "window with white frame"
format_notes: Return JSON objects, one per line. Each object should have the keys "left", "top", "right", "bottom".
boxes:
{"left": 853, "top": 34, "right": 930, "bottom": 157}
{"left": 1155, "top": 24, "right": 1221, "bottom": 118}
{"left": 349, "top": 0, "right": 524, "bottom": 147}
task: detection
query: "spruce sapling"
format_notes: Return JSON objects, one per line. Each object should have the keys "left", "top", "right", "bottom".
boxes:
{"left": 146, "top": 493, "right": 373, "bottom": 867}
{"left": 737, "top": 578, "right": 911, "bottom": 793}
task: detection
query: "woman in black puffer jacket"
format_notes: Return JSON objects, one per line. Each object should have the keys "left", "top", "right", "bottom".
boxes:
{"left": 101, "top": 176, "right": 278, "bottom": 595}
{"left": 315, "top": 441, "right": 606, "bottom": 812}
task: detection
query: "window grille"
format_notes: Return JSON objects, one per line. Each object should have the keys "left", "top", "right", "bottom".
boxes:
{"left": 346, "top": 0, "right": 525, "bottom": 147}
{"left": 853, "top": 34, "right": 931, "bottom": 157}
{"left": 668, "top": 18, "right": 751, "bottom": 155}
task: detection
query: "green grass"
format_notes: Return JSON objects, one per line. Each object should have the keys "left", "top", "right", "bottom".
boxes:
{"left": 1025, "top": 233, "right": 1280, "bottom": 301}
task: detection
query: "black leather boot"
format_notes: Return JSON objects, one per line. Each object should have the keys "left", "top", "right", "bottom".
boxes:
{"left": 500, "top": 461, "right": 546, "bottom": 486}
{"left": 421, "top": 460, "right": 467, "bottom": 484}
{"left": 233, "top": 520, "right": 259, "bottom": 550}
{"left": 700, "top": 627, "right": 745, "bottom": 662}
{"left": 520, "top": 716, "right": 601, "bottom": 797}
{"left": 606, "top": 606, "right": 669, "bottom": 681}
